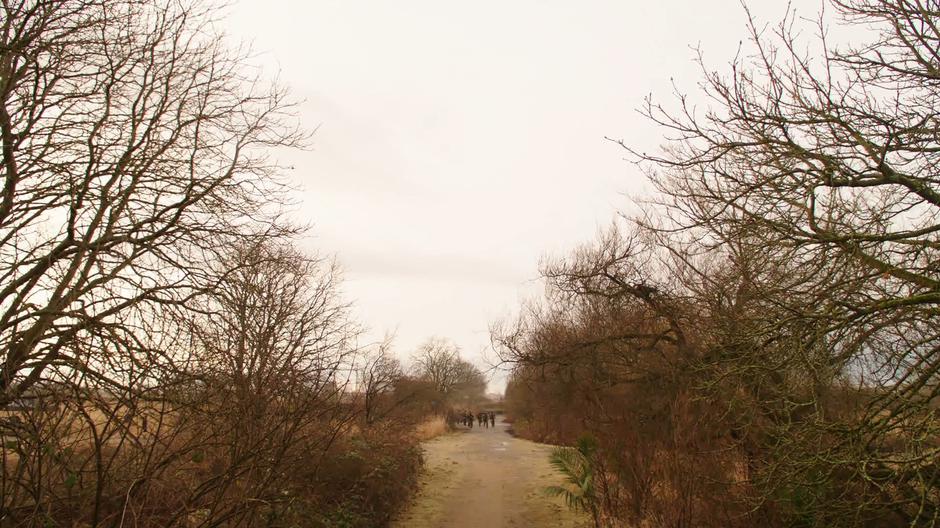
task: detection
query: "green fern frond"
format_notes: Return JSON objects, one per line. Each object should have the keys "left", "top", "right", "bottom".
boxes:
{"left": 545, "top": 442, "right": 597, "bottom": 514}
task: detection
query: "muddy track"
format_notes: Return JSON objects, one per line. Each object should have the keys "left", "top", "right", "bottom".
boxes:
{"left": 392, "top": 417, "right": 590, "bottom": 528}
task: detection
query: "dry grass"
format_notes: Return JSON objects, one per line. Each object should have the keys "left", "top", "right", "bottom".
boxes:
{"left": 413, "top": 415, "right": 448, "bottom": 441}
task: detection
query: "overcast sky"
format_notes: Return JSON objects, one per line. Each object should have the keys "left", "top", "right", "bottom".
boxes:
{"left": 224, "top": 0, "right": 821, "bottom": 391}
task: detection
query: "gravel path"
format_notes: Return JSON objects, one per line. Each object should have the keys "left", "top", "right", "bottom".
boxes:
{"left": 391, "top": 417, "right": 590, "bottom": 528}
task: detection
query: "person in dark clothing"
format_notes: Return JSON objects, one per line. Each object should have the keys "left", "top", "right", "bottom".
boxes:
{"left": 489, "top": 412, "right": 496, "bottom": 428}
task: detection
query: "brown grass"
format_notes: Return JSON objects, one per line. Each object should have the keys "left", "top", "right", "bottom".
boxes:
{"left": 413, "top": 415, "right": 449, "bottom": 441}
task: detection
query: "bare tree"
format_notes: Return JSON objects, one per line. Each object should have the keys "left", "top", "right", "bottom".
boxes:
{"left": 618, "top": 0, "right": 940, "bottom": 525}
{"left": 0, "top": 1, "right": 350, "bottom": 526}
{"left": 0, "top": 0, "right": 304, "bottom": 409}
{"left": 411, "top": 338, "right": 485, "bottom": 408}
{"left": 358, "top": 340, "right": 403, "bottom": 425}
{"left": 496, "top": 3, "right": 940, "bottom": 525}
{"left": 175, "top": 241, "right": 357, "bottom": 526}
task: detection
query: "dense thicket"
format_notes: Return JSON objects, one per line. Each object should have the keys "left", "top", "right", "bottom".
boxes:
{"left": 496, "top": 1, "right": 940, "bottom": 527}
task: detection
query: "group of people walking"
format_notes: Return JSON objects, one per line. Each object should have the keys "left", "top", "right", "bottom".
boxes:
{"left": 459, "top": 410, "right": 496, "bottom": 429}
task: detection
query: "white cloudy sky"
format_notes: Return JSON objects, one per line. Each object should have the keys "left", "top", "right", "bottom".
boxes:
{"left": 223, "top": 0, "right": 822, "bottom": 391}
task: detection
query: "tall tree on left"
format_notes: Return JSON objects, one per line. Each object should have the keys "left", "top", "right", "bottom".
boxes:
{"left": 0, "top": 0, "right": 305, "bottom": 406}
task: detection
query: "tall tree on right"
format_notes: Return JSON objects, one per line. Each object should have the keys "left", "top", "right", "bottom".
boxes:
{"left": 627, "top": 1, "right": 940, "bottom": 525}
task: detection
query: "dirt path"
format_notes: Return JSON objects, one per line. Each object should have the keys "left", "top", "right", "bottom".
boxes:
{"left": 392, "top": 416, "right": 590, "bottom": 528}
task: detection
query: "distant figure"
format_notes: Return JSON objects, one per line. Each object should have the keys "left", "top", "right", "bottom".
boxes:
{"left": 489, "top": 412, "right": 495, "bottom": 428}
